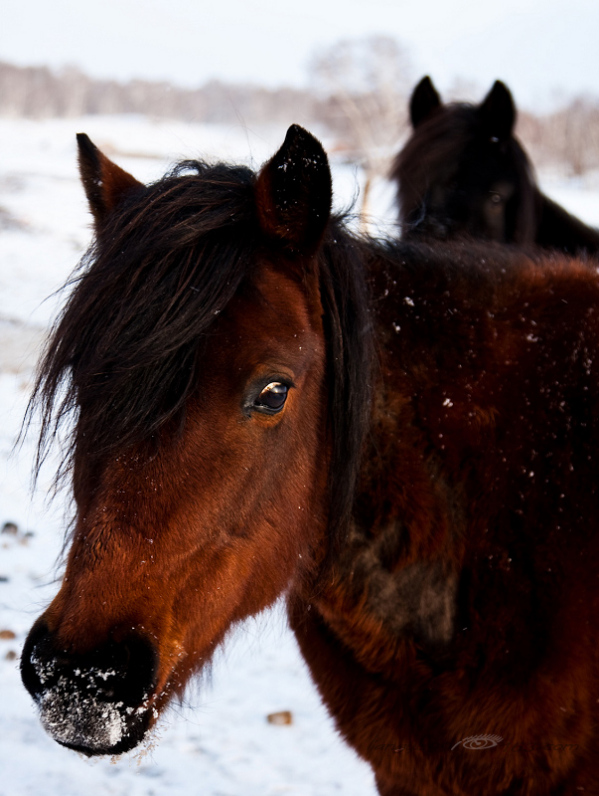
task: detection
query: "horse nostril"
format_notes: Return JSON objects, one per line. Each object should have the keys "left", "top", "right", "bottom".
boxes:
{"left": 22, "top": 622, "right": 158, "bottom": 707}
{"left": 21, "top": 620, "right": 159, "bottom": 755}
{"left": 21, "top": 619, "right": 56, "bottom": 699}
{"left": 108, "top": 634, "right": 158, "bottom": 706}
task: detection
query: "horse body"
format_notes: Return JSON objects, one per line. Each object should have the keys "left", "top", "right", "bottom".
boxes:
{"left": 392, "top": 76, "right": 599, "bottom": 256}
{"left": 21, "top": 126, "right": 599, "bottom": 794}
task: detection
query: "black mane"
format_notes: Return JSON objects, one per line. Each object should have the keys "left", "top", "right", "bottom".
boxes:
{"left": 27, "top": 158, "right": 373, "bottom": 547}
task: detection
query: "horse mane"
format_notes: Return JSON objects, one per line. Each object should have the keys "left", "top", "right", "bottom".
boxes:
{"left": 391, "top": 102, "right": 537, "bottom": 240}
{"left": 26, "top": 158, "right": 373, "bottom": 550}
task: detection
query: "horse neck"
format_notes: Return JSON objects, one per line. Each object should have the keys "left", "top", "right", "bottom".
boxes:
{"left": 352, "top": 238, "right": 487, "bottom": 557}
{"left": 535, "top": 190, "right": 599, "bottom": 254}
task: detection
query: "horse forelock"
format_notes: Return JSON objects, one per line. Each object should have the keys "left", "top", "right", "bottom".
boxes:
{"left": 392, "top": 104, "right": 478, "bottom": 214}
{"left": 28, "top": 161, "right": 259, "bottom": 484}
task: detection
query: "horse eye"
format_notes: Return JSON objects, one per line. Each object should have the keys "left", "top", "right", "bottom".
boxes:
{"left": 253, "top": 382, "right": 289, "bottom": 413}
{"left": 489, "top": 192, "right": 503, "bottom": 205}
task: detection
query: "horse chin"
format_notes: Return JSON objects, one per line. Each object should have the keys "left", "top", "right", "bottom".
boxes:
{"left": 36, "top": 684, "right": 154, "bottom": 757}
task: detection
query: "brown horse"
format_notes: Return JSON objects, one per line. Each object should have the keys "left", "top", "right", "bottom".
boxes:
{"left": 21, "top": 125, "right": 599, "bottom": 795}
{"left": 391, "top": 76, "right": 599, "bottom": 254}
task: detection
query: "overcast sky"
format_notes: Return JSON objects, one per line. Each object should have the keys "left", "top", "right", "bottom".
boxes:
{"left": 3, "top": 0, "right": 599, "bottom": 110}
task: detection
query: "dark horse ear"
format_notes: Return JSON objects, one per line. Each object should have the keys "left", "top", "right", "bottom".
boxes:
{"left": 254, "top": 124, "right": 332, "bottom": 254}
{"left": 76, "top": 133, "right": 144, "bottom": 229}
{"left": 410, "top": 76, "right": 442, "bottom": 128}
{"left": 479, "top": 81, "right": 516, "bottom": 140}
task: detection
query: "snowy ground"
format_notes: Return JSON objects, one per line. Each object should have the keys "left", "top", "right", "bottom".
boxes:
{"left": 1, "top": 115, "right": 599, "bottom": 796}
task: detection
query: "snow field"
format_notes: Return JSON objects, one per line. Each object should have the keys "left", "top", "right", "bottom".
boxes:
{"left": 3, "top": 113, "right": 599, "bottom": 795}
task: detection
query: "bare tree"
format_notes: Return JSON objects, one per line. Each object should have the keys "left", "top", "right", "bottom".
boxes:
{"left": 517, "top": 95, "right": 599, "bottom": 177}
{"left": 309, "top": 36, "right": 412, "bottom": 224}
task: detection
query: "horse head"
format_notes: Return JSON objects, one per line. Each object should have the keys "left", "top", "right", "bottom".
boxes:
{"left": 20, "top": 125, "right": 370, "bottom": 756}
{"left": 393, "top": 76, "right": 538, "bottom": 245}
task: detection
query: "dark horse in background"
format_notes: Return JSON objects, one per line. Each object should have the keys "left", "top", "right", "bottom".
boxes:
{"left": 391, "top": 76, "right": 599, "bottom": 254}
{"left": 21, "top": 125, "right": 599, "bottom": 794}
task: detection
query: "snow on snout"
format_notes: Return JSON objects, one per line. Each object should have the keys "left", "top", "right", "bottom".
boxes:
{"left": 31, "top": 658, "right": 143, "bottom": 752}
{"left": 39, "top": 675, "right": 128, "bottom": 750}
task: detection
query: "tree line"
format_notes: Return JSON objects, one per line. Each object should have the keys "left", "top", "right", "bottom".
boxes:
{"left": 0, "top": 61, "right": 319, "bottom": 126}
{"left": 2, "top": 43, "right": 599, "bottom": 178}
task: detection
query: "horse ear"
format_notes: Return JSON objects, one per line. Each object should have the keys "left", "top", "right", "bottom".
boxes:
{"left": 479, "top": 81, "right": 516, "bottom": 140}
{"left": 410, "top": 76, "right": 441, "bottom": 128}
{"left": 77, "top": 133, "right": 143, "bottom": 228}
{"left": 254, "top": 124, "right": 332, "bottom": 254}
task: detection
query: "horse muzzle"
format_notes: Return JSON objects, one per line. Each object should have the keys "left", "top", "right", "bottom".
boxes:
{"left": 20, "top": 619, "right": 158, "bottom": 756}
